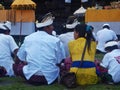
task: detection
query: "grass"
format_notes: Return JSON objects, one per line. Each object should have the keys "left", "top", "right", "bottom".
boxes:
{"left": 0, "top": 54, "right": 120, "bottom": 90}
{"left": 0, "top": 76, "right": 120, "bottom": 90}
{"left": 95, "top": 53, "right": 104, "bottom": 61}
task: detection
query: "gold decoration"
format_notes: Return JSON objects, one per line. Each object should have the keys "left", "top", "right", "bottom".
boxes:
{"left": 11, "top": 0, "right": 36, "bottom": 10}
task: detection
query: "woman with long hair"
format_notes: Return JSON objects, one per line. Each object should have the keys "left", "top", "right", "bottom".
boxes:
{"left": 68, "top": 23, "right": 98, "bottom": 85}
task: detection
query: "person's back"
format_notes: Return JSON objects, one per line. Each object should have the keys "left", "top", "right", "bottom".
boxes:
{"left": 100, "top": 41, "right": 120, "bottom": 84}
{"left": 90, "top": 26, "right": 97, "bottom": 41}
{"left": 58, "top": 15, "right": 79, "bottom": 57}
{"left": 21, "top": 30, "right": 65, "bottom": 84}
{"left": 68, "top": 24, "right": 98, "bottom": 85}
{"left": 103, "top": 49, "right": 120, "bottom": 83}
{"left": 0, "top": 21, "right": 18, "bottom": 76}
{"left": 14, "top": 12, "right": 66, "bottom": 85}
{"left": 58, "top": 32, "right": 74, "bottom": 57}
{"left": 96, "top": 23, "right": 118, "bottom": 53}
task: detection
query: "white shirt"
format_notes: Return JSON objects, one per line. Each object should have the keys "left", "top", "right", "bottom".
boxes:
{"left": 100, "top": 49, "right": 120, "bottom": 83}
{"left": 58, "top": 32, "right": 74, "bottom": 57}
{"left": 0, "top": 34, "right": 18, "bottom": 76}
{"left": 17, "top": 31, "right": 65, "bottom": 84}
{"left": 96, "top": 28, "right": 118, "bottom": 52}
{"left": 65, "top": 0, "right": 71, "bottom": 3}
{"left": 81, "top": 0, "right": 88, "bottom": 3}
{"left": 92, "top": 32, "right": 98, "bottom": 41}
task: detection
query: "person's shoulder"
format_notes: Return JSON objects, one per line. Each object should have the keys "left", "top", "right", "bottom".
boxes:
{"left": 105, "top": 50, "right": 115, "bottom": 56}
{"left": 5, "top": 35, "right": 14, "bottom": 39}
{"left": 98, "top": 29, "right": 105, "bottom": 32}
{"left": 61, "top": 32, "right": 73, "bottom": 36}
{"left": 97, "top": 29, "right": 103, "bottom": 33}
{"left": 68, "top": 39, "right": 75, "bottom": 45}
{"left": 50, "top": 35, "right": 60, "bottom": 41}
{"left": 25, "top": 32, "right": 37, "bottom": 39}
{"left": 58, "top": 33, "right": 69, "bottom": 38}
{"left": 109, "top": 29, "right": 116, "bottom": 33}
{"left": 112, "top": 49, "right": 120, "bottom": 53}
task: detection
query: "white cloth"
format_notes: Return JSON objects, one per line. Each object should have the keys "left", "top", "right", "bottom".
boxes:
{"left": 92, "top": 32, "right": 98, "bottom": 41}
{"left": 11, "top": 22, "right": 35, "bottom": 35}
{"left": 17, "top": 31, "right": 65, "bottom": 84}
{"left": 118, "top": 41, "right": 120, "bottom": 49}
{"left": 0, "top": 34, "right": 18, "bottom": 76}
{"left": 65, "top": 0, "right": 71, "bottom": 3}
{"left": 58, "top": 32, "right": 74, "bottom": 57}
{"left": 52, "top": 30, "right": 57, "bottom": 37}
{"left": 96, "top": 28, "right": 118, "bottom": 52}
{"left": 74, "top": 6, "right": 86, "bottom": 14}
{"left": 87, "top": 22, "right": 120, "bottom": 35}
{"left": 100, "top": 49, "right": 120, "bottom": 83}
{"left": 81, "top": 0, "right": 88, "bottom": 3}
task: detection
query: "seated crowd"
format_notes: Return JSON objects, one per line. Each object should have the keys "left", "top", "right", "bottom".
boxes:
{"left": 0, "top": 12, "right": 120, "bottom": 87}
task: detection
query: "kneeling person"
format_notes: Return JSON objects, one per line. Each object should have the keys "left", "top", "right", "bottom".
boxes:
{"left": 100, "top": 41, "right": 120, "bottom": 84}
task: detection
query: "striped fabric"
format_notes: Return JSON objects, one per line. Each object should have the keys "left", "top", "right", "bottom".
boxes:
{"left": 13, "top": 63, "right": 48, "bottom": 85}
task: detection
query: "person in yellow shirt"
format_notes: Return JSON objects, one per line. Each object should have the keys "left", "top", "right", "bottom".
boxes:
{"left": 68, "top": 23, "right": 98, "bottom": 85}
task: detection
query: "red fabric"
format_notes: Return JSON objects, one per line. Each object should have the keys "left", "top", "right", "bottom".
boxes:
{"left": 0, "top": 66, "right": 7, "bottom": 77}
{"left": 28, "top": 75, "right": 47, "bottom": 85}
{"left": 94, "top": 59, "right": 108, "bottom": 73}
{"left": 13, "top": 63, "right": 26, "bottom": 79}
{"left": 13, "top": 63, "right": 47, "bottom": 85}
{"left": 64, "top": 57, "right": 72, "bottom": 71}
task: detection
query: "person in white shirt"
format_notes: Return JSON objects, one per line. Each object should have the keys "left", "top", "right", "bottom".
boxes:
{"left": 89, "top": 25, "right": 97, "bottom": 41}
{"left": 0, "top": 21, "right": 18, "bottom": 77}
{"left": 58, "top": 15, "right": 79, "bottom": 57}
{"left": 96, "top": 23, "right": 118, "bottom": 54}
{"left": 13, "top": 13, "right": 66, "bottom": 85}
{"left": 100, "top": 41, "right": 120, "bottom": 84}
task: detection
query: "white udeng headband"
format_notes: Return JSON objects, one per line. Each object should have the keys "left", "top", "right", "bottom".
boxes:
{"left": 4, "top": 21, "right": 11, "bottom": 30}
{"left": 105, "top": 41, "right": 118, "bottom": 48}
{"left": 36, "top": 18, "right": 53, "bottom": 28}
{"left": 103, "top": 23, "right": 110, "bottom": 27}
{"left": 74, "top": 6, "right": 86, "bottom": 15}
{"left": 0, "top": 23, "right": 7, "bottom": 30}
{"left": 66, "top": 21, "right": 80, "bottom": 29}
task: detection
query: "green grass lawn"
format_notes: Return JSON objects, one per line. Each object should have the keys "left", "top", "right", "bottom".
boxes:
{"left": 0, "top": 54, "right": 120, "bottom": 90}
{"left": 0, "top": 76, "right": 120, "bottom": 90}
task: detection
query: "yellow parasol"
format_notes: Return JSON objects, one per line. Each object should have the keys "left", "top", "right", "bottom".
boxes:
{"left": 11, "top": 0, "right": 36, "bottom": 46}
{"left": 11, "top": 0, "right": 36, "bottom": 10}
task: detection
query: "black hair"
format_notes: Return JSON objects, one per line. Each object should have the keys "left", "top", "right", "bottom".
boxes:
{"left": 37, "top": 27, "right": 44, "bottom": 31}
{"left": 0, "top": 29, "right": 10, "bottom": 34}
{"left": 90, "top": 25, "right": 94, "bottom": 30}
{"left": 74, "top": 24, "right": 95, "bottom": 53}
{"left": 103, "top": 25, "right": 110, "bottom": 29}
{"left": 65, "top": 28, "right": 74, "bottom": 32}
{"left": 105, "top": 45, "right": 118, "bottom": 52}
{"left": 0, "top": 29, "right": 6, "bottom": 33}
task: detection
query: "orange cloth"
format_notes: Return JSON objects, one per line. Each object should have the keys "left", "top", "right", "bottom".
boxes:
{"left": 0, "top": 10, "right": 8, "bottom": 22}
{"left": 85, "top": 9, "right": 120, "bottom": 22}
{"left": 0, "top": 10, "right": 35, "bottom": 22}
